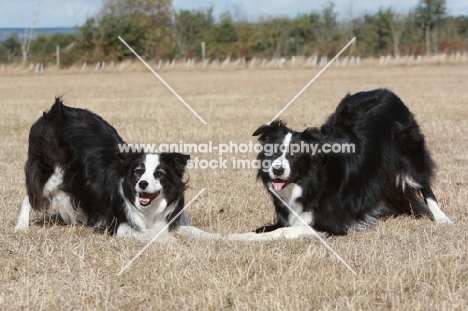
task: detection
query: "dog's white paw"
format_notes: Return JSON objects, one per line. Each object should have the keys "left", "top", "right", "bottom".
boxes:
{"left": 14, "top": 222, "right": 29, "bottom": 232}
{"left": 176, "top": 226, "right": 222, "bottom": 240}
{"left": 227, "top": 226, "right": 327, "bottom": 241}
{"left": 227, "top": 232, "right": 260, "bottom": 241}
{"left": 143, "top": 229, "right": 176, "bottom": 242}
{"left": 435, "top": 216, "right": 453, "bottom": 225}
{"left": 15, "top": 196, "right": 32, "bottom": 232}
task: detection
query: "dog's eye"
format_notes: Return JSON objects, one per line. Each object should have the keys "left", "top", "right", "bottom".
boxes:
{"left": 135, "top": 168, "right": 144, "bottom": 175}
{"left": 155, "top": 171, "right": 165, "bottom": 178}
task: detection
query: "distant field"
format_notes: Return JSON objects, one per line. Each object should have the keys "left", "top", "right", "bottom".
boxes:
{"left": 0, "top": 66, "right": 467, "bottom": 310}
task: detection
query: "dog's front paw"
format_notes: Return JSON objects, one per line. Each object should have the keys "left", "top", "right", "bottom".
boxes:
{"left": 176, "top": 226, "right": 221, "bottom": 240}
{"left": 435, "top": 216, "right": 453, "bottom": 225}
{"left": 227, "top": 232, "right": 262, "bottom": 241}
{"left": 141, "top": 229, "right": 176, "bottom": 243}
{"left": 14, "top": 222, "right": 29, "bottom": 232}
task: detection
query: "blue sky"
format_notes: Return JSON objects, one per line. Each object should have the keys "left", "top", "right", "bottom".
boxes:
{"left": 1, "top": 0, "right": 467, "bottom": 28}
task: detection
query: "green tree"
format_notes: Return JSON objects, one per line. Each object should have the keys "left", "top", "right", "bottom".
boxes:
{"left": 260, "top": 17, "right": 292, "bottom": 57}
{"left": 173, "top": 8, "right": 214, "bottom": 57}
{"left": 292, "top": 12, "right": 320, "bottom": 55}
{"left": 317, "top": 2, "right": 343, "bottom": 56}
{"left": 27, "top": 33, "right": 78, "bottom": 67}
{"left": 381, "top": 8, "right": 406, "bottom": 56}
{"left": 77, "top": 0, "right": 173, "bottom": 61}
{"left": 0, "top": 35, "right": 21, "bottom": 62}
{"left": 205, "top": 12, "right": 238, "bottom": 58}
{"left": 355, "top": 14, "right": 380, "bottom": 56}
{"left": 236, "top": 22, "right": 262, "bottom": 58}
{"left": 416, "top": 0, "right": 446, "bottom": 55}
{"left": 209, "top": 13, "right": 237, "bottom": 43}
{"left": 30, "top": 34, "right": 76, "bottom": 56}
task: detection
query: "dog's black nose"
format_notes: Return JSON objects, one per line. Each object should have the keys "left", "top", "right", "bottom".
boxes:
{"left": 272, "top": 167, "right": 284, "bottom": 176}
{"left": 138, "top": 181, "right": 148, "bottom": 189}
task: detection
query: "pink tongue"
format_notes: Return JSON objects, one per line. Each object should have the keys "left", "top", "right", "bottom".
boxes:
{"left": 140, "top": 193, "right": 153, "bottom": 204}
{"left": 273, "top": 181, "right": 285, "bottom": 192}
{"left": 141, "top": 193, "right": 152, "bottom": 199}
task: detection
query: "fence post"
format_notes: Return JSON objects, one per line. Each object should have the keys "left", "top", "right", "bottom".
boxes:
{"left": 202, "top": 42, "right": 205, "bottom": 63}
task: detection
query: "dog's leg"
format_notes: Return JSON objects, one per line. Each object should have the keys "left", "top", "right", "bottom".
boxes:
{"left": 425, "top": 197, "right": 452, "bottom": 224}
{"left": 175, "top": 226, "right": 222, "bottom": 240}
{"left": 228, "top": 226, "right": 328, "bottom": 241}
{"left": 116, "top": 223, "right": 148, "bottom": 241}
{"left": 255, "top": 223, "right": 283, "bottom": 233}
{"left": 394, "top": 173, "right": 452, "bottom": 224}
{"left": 420, "top": 186, "right": 453, "bottom": 224}
{"left": 116, "top": 223, "right": 176, "bottom": 243}
{"left": 55, "top": 191, "right": 86, "bottom": 225}
{"left": 14, "top": 196, "right": 32, "bottom": 232}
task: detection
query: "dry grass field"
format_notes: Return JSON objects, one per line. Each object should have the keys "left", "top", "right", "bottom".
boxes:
{"left": 1, "top": 65, "right": 467, "bottom": 310}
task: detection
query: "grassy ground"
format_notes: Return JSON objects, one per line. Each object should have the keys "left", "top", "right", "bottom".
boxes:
{"left": 0, "top": 66, "right": 467, "bottom": 310}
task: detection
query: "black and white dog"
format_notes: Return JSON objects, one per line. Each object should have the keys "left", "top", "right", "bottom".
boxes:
{"left": 250, "top": 89, "right": 452, "bottom": 239}
{"left": 15, "top": 98, "right": 214, "bottom": 240}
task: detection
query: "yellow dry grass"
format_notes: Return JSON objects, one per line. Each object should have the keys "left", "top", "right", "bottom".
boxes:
{"left": 0, "top": 66, "right": 467, "bottom": 310}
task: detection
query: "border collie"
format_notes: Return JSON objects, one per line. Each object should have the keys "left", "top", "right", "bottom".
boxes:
{"left": 250, "top": 89, "right": 452, "bottom": 239}
{"left": 14, "top": 98, "right": 209, "bottom": 240}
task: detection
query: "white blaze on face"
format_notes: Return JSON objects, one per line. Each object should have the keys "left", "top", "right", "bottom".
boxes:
{"left": 270, "top": 132, "right": 292, "bottom": 191}
{"left": 137, "top": 154, "right": 162, "bottom": 196}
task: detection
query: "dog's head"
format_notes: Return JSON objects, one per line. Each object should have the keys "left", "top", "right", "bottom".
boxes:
{"left": 120, "top": 152, "right": 190, "bottom": 208}
{"left": 253, "top": 119, "right": 321, "bottom": 192}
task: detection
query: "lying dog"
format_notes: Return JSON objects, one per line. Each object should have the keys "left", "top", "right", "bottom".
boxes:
{"left": 249, "top": 89, "right": 452, "bottom": 239}
{"left": 15, "top": 98, "right": 216, "bottom": 241}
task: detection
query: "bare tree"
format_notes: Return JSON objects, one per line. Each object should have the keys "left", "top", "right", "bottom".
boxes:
{"left": 387, "top": 10, "right": 406, "bottom": 57}
{"left": 21, "top": 0, "right": 41, "bottom": 62}
{"left": 346, "top": 2, "right": 355, "bottom": 39}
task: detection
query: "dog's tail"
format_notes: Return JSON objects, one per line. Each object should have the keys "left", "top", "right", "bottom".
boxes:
{"left": 47, "top": 96, "right": 66, "bottom": 121}
{"left": 25, "top": 97, "right": 68, "bottom": 211}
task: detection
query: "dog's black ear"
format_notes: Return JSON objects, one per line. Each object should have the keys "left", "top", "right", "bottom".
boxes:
{"left": 116, "top": 151, "right": 143, "bottom": 175}
{"left": 253, "top": 119, "right": 287, "bottom": 142}
{"left": 160, "top": 153, "right": 190, "bottom": 178}
{"left": 320, "top": 125, "right": 333, "bottom": 136}
{"left": 117, "top": 151, "right": 142, "bottom": 165}
{"left": 253, "top": 124, "right": 268, "bottom": 136}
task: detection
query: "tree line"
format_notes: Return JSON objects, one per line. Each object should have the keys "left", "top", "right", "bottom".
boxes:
{"left": 1, "top": 0, "right": 467, "bottom": 67}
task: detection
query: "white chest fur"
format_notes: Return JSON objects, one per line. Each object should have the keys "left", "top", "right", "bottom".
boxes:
{"left": 130, "top": 197, "right": 174, "bottom": 232}
{"left": 276, "top": 183, "right": 313, "bottom": 226}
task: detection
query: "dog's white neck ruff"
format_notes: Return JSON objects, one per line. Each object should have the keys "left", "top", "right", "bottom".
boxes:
{"left": 274, "top": 183, "right": 313, "bottom": 227}
{"left": 134, "top": 197, "right": 174, "bottom": 232}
